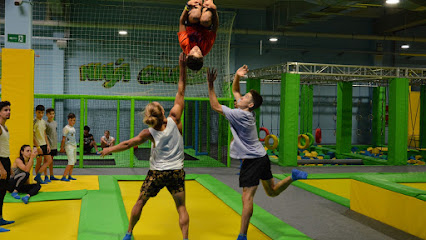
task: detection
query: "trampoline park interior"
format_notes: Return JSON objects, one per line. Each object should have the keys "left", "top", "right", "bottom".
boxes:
{"left": 1, "top": 0, "right": 426, "bottom": 239}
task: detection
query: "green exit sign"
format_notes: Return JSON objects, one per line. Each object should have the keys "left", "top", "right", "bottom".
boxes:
{"left": 7, "top": 34, "right": 26, "bottom": 43}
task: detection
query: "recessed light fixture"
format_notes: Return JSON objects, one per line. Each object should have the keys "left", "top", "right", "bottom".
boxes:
{"left": 386, "top": 0, "right": 400, "bottom": 4}
{"left": 118, "top": 30, "right": 128, "bottom": 35}
{"left": 269, "top": 37, "right": 278, "bottom": 42}
{"left": 401, "top": 44, "right": 410, "bottom": 49}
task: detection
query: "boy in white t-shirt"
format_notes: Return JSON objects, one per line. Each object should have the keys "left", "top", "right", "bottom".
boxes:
{"left": 33, "top": 105, "right": 53, "bottom": 184}
{"left": 59, "top": 113, "right": 77, "bottom": 181}
{"left": 100, "top": 130, "right": 115, "bottom": 149}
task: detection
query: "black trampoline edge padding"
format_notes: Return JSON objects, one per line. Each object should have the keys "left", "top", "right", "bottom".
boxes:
{"left": 53, "top": 159, "right": 116, "bottom": 166}
{"left": 298, "top": 159, "right": 363, "bottom": 165}
{"left": 341, "top": 153, "right": 387, "bottom": 165}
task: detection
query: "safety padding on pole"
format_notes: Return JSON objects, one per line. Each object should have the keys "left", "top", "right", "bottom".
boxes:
{"left": 388, "top": 78, "right": 409, "bottom": 165}
{"left": 420, "top": 85, "right": 426, "bottom": 148}
{"left": 336, "top": 82, "right": 353, "bottom": 155}
{"left": 279, "top": 73, "right": 300, "bottom": 166}
{"left": 1, "top": 49, "right": 35, "bottom": 168}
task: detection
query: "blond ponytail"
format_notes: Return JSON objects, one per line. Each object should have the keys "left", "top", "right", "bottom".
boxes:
{"left": 143, "top": 102, "right": 164, "bottom": 128}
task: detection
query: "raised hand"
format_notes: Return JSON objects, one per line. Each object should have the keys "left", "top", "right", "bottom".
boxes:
{"left": 100, "top": 149, "right": 109, "bottom": 158}
{"left": 203, "top": 0, "right": 217, "bottom": 10}
{"left": 31, "top": 147, "right": 38, "bottom": 158}
{"left": 207, "top": 68, "right": 218, "bottom": 84}
{"left": 236, "top": 65, "right": 248, "bottom": 77}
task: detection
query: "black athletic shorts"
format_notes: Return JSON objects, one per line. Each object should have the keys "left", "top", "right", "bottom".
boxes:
{"left": 84, "top": 145, "right": 93, "bottom": 154}
{"left": 0, "top": 157, "right": 11, "bottom": 181}
{"left": 140, "top": 169, "right": 185, "bottom": 199}
{"left": 239, "top": 154, "right": 273, "bottom": 187}
{"left": 39, "top": 145, "right": 48, "bottom": 156}
{"left": 49, "top": 149, "right": 58, "bottom": 156}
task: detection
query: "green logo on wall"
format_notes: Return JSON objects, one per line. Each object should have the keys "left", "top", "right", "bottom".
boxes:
{"left": 80, "top": 58, "right": 207, "bottom": 88}
{"left": 7, "top": 34, "right": 26, "bottom": 43}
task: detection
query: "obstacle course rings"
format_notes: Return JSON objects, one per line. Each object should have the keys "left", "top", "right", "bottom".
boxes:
{"left": 298, "top": 134, "right": 310, "bottom": 149}
{"left": 259, "top": 127, "right": 270, "bottom": 142}
{"left": 265, "top": 134, "right": 279, "bottom": 150}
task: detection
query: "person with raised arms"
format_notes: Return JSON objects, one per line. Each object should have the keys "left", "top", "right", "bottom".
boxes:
{"left": 101, "top": 53, "right": 190, "bottom": 240}
{"left": 207, "top": 65, "right": 308, "bottom": 240}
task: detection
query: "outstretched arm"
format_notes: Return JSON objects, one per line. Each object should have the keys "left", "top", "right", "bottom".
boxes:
{"left": 100, "top": 129, "right": 152, "bottom": 157}
{"left": 169, "top": 52, "right": 187, "bottom": 130}
{"left": 207, "top": 68, "right": 223, "bottom": 115}
{"left": 232, "top": 65, "right": 248, "bottom": 101}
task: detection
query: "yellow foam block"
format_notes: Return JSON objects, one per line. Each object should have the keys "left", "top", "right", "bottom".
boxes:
{"left": 400, "top": 183, "right": 426, "bottom": 191}
{"left": 1, "top": 49, "right": 35, "bottom": 179}
{"left": 351, "top": 180, "right": 426, "bottom": 239}
{"left": 299, "top": 179, "right": 351, "bottom": 199}
{"left": 119, "top": 181, "right": 271, "bottom": 240}
{"left": 371, "top": 148, "right": 380, "bottom": 154}
{"left": 39, "top": 175, "right": 99, "bottom": 192}
{"left": 2, "top": 200, "right": 81, "bottom": 240}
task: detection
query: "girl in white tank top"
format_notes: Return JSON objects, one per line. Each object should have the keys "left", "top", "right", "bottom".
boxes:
{"left": 148, "top": 117, "right": 184, "bottom": 170}
{"left": 99, "top": 53, "right": 189, "bottom": 240}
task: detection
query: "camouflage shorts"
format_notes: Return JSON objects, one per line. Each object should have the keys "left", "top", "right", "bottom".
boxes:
{"left": 140, "top": 169, "right": 185, "bottom": 198}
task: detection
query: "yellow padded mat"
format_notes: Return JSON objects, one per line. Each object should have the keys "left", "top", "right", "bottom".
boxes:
{"left": 351, "top": 180, "right": 426, "bottom": 239}
{"left": 39, "top": 175, "right": 99, "bottom": 192}
{"left": 399, "top": 182, "right": 426, "bottom": 191}
{"left": 299, "top": 179, "right": 351, "bottom": 199}
{"left": 2, "top": 200, "right": 81, "bottom": 240}
{"left": 119, "top": 181, "right": 271, "bottom": 240}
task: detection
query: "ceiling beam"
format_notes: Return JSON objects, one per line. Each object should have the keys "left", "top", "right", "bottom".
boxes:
{"left": 374, "top": 11, "right": 426, "bottom": 33}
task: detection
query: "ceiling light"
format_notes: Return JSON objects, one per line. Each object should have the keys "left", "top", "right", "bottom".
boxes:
{"left": 269, "top": 37, "right": 278, "bottom": 42}
{"left": 118, "top": 30, "right": 128, "bottom": 35}
{"left": 386, "top": 0, "right": 400, "bottom": 4}
{"left": 401, "top": 44, "right": 410, "bottom": 49}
